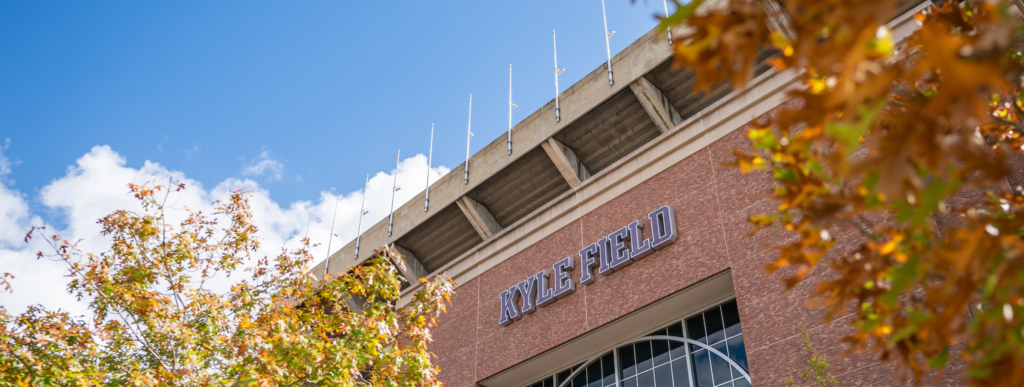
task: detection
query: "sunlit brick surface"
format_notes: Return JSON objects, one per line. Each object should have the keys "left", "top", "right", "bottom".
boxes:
{"left": 429, "top": 104, "right": 974, "bottom": 387}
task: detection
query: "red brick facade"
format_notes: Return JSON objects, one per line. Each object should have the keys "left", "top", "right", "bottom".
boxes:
{"left": 430, "top": 127, "right": 971, "bottom": 387}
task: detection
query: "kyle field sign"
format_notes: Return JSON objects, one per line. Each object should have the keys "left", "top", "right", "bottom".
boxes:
{"left": 498, "top": 205, "right": 678, "bottom": 326}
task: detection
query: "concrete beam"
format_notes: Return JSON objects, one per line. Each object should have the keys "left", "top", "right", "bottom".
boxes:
{"left": 316, "top": 24, "right": 677, "bottom": 273}
{"left": 541, "top": 137, "right": 591, "bottom": 187}
{"left": 389, "top": 244, "right": 428, "bottom": 282}
{"left": 456, "top": 196, "right": 503, "bottom": 240}
{"left": 629, "top": 76, "right": 683, "bottom": 134}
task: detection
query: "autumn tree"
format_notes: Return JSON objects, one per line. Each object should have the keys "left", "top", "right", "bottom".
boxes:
{"left": 657, "top": 0, "right": 1024, "bottom": 385}
{"left": 0, "top": 183, "right": 454, "bottom": 386}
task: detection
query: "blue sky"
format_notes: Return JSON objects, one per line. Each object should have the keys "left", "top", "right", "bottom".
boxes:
{"left": 0, "top": 0, "right": 676, "bottom": 314}
{"left": 1, "top": 0, "right": 671, "bottom": 213}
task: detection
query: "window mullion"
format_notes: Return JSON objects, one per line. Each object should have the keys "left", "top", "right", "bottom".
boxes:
{"left": 613, "top": 345, "right": 621, "bottom": 387}
{"left": 719, "top": 306, "right": 734, "bottom": 383}
{"left": 702, "top": 310, "right": 715, "bottom": 386}
{"left": 682, "top": 317, "right": 695, "bottom": 387}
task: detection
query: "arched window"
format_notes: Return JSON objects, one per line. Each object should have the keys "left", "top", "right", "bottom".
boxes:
{"left": 524, "top": 299, "right": 750, "bottom": 387}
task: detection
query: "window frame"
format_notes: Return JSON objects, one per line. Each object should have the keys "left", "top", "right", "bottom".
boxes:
{"left": 520, "top": 297, "right": 748, "bottom": 387}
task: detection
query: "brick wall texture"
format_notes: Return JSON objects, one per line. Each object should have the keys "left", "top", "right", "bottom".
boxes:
{"left": 430, "top": 121, "right": 979, "bottom": 386}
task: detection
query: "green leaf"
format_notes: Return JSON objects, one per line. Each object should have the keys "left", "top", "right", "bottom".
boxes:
{"left": 748, "top": 128, "right": 780, "bottom": 151}
{"left": 928, "top": 346, "right": 950, "bottom": 369}
{"left": 658, "top": 0, "right": 704, "bottom": 33}
{"left": 880, "top": 256, "right": 919, "bottom": 307}
{"left": 887, "top": 325, "right": 918, "bottom": 344}
{"left": 825, "top": 101, "right": 884, "bottom": 154}
{"left": 774, "top": 166, "right": 798, "bottom": 182}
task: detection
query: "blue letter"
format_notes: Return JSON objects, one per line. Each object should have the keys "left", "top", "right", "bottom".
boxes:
{"left": 552, "top": 257, "right": 576, "bottom": 299}
{"left": 535, "top": 270, "right": 557, "bottom": 308}
{"left": 498, "top": 285, "right": 522, "bottom": 326}
{"left": 608, "top": 226, "right": 633, "bottom": 271}
{"left": 579, "top": 242, "right": 600, "bottom": 285}
{"left": 517, "top": 276, "right": 539, "bottom": 315}
{"left": 628, "top": 220, "right": 653, "bottom": 261}
{"left": 597, "top": 237, "right": 615, "bottom": 276}
{"left": 649, "top": 205, "right": 678, "bottom": 250}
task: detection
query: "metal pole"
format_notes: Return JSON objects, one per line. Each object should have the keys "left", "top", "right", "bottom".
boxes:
{"left": 554, "top": 31, "right": 564, "bottom": 122}
{"left": 425, "top": 123, "right": 433, "bottom": 212}
{"left": 662, "top": 0, "right": 673, "bottom": 44}
{"left": 304, "top": 217, "right": 310, "bottom": 243}
{"left": 324, "top": 197, "right": 339, "bottom": 277}
{"left": 601, "top": 0, "right": 615, "bottom": 85}
{"left": 354, "top": 173, "right": 368, "bottom": 260}
{"left": 508, "top": 64, "right": 515, "bottom": 155}
{"left": 387, "top": 149, "right": 400, "bottom": 237}
{"left": 465, "top": 94, "right": 473, "bottom": 185}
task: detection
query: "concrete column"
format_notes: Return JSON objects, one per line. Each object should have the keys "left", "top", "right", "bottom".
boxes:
{"left": 541, "top": 137, "right": 591, "bottom": 187}
{"left": 389, "top": 244, "right": 428, "bottom": 282}
{"left": 457, "top": 196, "right": 503, "bottom": 240}
{"left": 630, "top": 77, "right": 683, "bottom": 134}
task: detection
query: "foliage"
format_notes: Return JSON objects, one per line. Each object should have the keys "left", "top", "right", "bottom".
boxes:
{"left": 0, "top": 183, "right": 454, "bottom": 386}
{"left": 783, "top": 328, "right": 839, "bottom": 387}
{"left": 659, "top": 0, "right": 1024, "bottom": 385}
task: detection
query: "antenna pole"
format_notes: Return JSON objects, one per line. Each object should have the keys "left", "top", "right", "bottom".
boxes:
{"left": 601, "top": 0, "right": 615, "bottom": 85}
{"left": 465, "top": 94, "right": 472, "bottom": 184}
{"left": 425, "top": 123, "right": 433, "bottom": 212}
{"left": 387, "top": 149, "right": 400, "bottom": 237}
{"left": 304, "top": 217, "right": 311, "bottom": 242}
{"left": 507, "top": 64, "right": 514, "bottom": 155}
{"left": 323, "top": 198, "right": 338, "bottom": 277}
{"left": 553, "top": 30, "right": 562, "bottom": 122}
{"left": 354, "top": 173, "right": 368, "bottom": 260}
{"left": 662, "top": 0, "right": 673, "bottom": 44}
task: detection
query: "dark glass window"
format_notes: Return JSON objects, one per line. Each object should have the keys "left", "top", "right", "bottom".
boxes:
{"left": 572, "top": 366, "right": 587, "bottom": 387}
{"left": 709, "top": 341, "right": 733, "bottom": 384}
{"left": 556, "top": 366, "right": 574, "bottom": 387}
{"left": 652, "top": 364, "right": 672, "bottom": 387}
{"left": 623, "top": 377, "right": 638, "bottom": 387}
{"left": 722, "top": 300, "right": 742, "bottom": 338}
{"left": 619, "top": 344, "right": 637, "bottom": 379}
{"left": 727, "top": 335, "right": 748, "bottom": 372}
{"left": 671, "top": 359, "right": 688, "bottom": 387}
{"left": 601, "top": 353, "right": 616, "bottom": 386}
{"left": 686, "top": 301, "right": 748, "bottom": 387}
{"left": 587, "top": 361, "right": 602, "bottom": 387}
{"left": 704, "top": 307, "right": 725, "bottom": 345}
{"left": 527, "top": 300, "right": 747, "bottom": 387}
{"left": 636, "top": 369, "right": 655, "bottom": 387}
{"left": 686, "top": 314, "right": 707, "bottom": 344}
{"left": 634, "top": 341, "right": 654, "bottom": 374}
{"left": 667, "top": 322, "right": 686, "bottom": 359}
{"left": 528, "top": 376, "right": 554, "bottom": 387}
{"left": 652, "top": 339, "right": 670, "bottom": 366}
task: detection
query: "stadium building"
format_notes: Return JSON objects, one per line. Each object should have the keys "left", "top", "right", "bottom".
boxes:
{"left": 311, "top": 1, "right": 957, "bottom": 385}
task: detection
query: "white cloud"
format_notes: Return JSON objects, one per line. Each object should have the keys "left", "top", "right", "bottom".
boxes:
{"left": 0, "top": 140, "right": 31, "bottom": 247}
{"left": 0, "top": 145, "right": 450, "bottom": 317}
{"left": 242, "top": 148, "right": 285, "bottom": 181}
{"left": 184, "top": 144, "right": 201, "bottom": 161}
{"left": 0, "top": 139, "right": 14, "bottom": 178}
